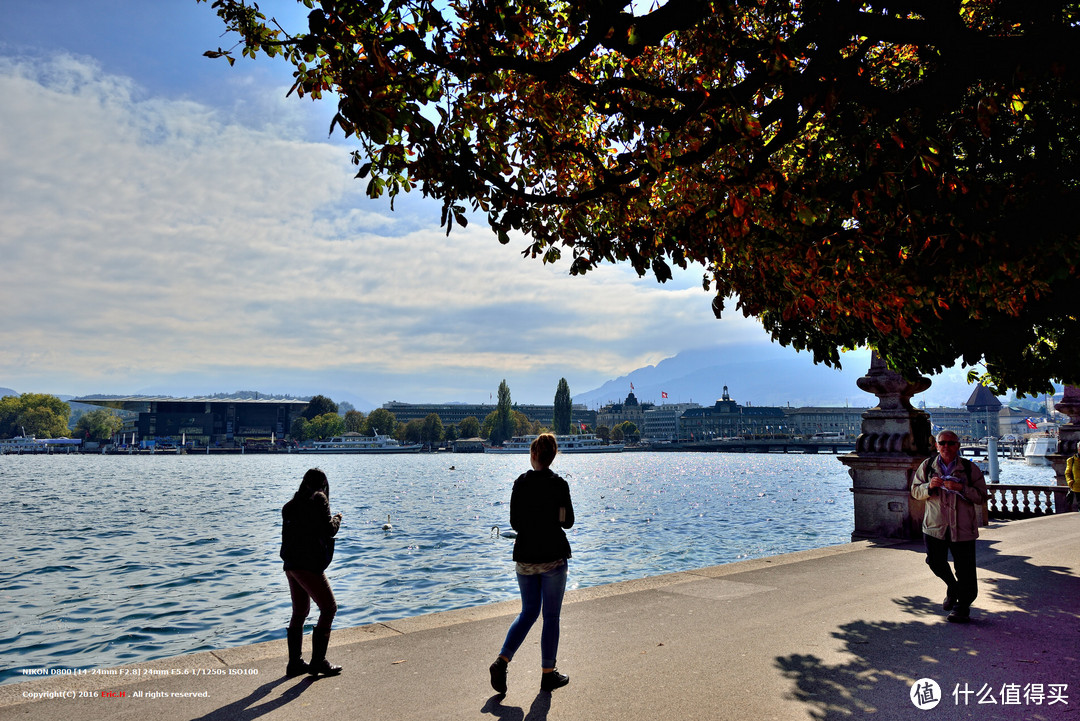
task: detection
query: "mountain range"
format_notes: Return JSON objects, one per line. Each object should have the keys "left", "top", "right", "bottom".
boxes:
{"left": 3, "top": 344, "right": 1008, "bottom": 413}
{"left": 573, "top": 344, "right": 988, "bottom": 410}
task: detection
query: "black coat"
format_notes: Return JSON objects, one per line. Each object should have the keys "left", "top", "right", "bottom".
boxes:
{"left": 510, "top": 469, "right": 574, "bottom": 563}
{"left": 280, "top": 491, "right": 341, "bottom": 572}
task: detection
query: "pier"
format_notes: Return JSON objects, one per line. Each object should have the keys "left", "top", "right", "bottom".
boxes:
{"left": 4, "top": 512, "right": 1077, "bottom": 721}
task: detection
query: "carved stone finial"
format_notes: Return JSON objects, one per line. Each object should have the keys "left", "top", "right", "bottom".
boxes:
{"left": 856, "top": 351, "right": 932, "bottom": 412}
{"left": 842, "top": 350, "right": 934, "bottom": 539}
{"left": 1055, "top": 385, "right": 1080, "bottom": 426}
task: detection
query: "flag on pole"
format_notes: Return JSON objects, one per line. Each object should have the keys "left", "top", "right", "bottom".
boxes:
{"left": 630, "top": 382, "right": 635, "bottom": 391}
{"left": 580, "top": 422, "right": 587, "bottom": 431}
{"left": 661, "top": 391, "right": 668, "bottom": 399}
{"left": 1025, "top": 418, "right": 1038, "bottom": 429}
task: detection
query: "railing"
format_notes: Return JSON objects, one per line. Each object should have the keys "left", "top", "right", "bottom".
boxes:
{"left": 986, "top": 484, "right": 1070, "bottom": 519}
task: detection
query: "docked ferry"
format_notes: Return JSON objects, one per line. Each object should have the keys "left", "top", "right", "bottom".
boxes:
{"left": 303, "top": 433, "right": 422, "bottom": 454}
{"left": 0, "top": 436, "right": 82, "bottom": 454}
{"left": 1023, "top": 435, "right": 1057, "bottom": 466}
{"left": 484, "top": 434, "right": 624, "bottom": 454}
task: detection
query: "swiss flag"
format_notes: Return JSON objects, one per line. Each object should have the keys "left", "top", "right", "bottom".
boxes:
{"left": 661, "top": 391, "right": 669, "bottom": 399}
{"left": 1025, "top": 418, "right": 1038, "bottom": 430}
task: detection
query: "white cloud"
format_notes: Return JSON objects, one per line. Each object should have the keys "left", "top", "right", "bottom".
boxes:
{"left": 0, "top": 54, "right": 774, "bottom": 401}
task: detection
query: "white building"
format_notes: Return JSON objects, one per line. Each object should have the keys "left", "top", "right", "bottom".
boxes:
{"left": 642, "top": 403, "right": 701, "bottom": 441}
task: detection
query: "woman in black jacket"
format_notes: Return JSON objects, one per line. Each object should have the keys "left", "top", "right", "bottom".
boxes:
{"left": 489, "top": 434, "right": 575, "bottom": 693}
{"left": 280, "top": 467, "right": 343, "bottom": 677}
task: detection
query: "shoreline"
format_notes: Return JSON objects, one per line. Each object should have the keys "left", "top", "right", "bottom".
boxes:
{"left": 3, "top": 514, "right": 1077, "bottom": 720}
{"left": 0, "top": 538, "right": 879, "bottom": 700}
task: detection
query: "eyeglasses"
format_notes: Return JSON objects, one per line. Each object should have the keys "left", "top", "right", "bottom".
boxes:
{"left": 938, "top": 440, "right": 959, "bottom": 447}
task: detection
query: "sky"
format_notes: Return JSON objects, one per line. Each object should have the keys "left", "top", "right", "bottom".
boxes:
{"left": 0, "top": 1, "right": 980, "bottom": 410}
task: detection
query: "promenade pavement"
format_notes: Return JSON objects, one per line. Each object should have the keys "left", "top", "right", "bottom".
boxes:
{"left": 3, "top": 513, "right": 1078, "bottom": 721}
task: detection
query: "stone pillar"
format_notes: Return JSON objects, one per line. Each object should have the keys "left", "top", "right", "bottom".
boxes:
{"left": 839, "top": 352, "right": 934, "bottom": 540}
{"left": 1047, "top": 385, "right": 1080, "bottom": 510}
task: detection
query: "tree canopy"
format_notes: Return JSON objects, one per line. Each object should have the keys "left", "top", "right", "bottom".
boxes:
{"left": 457, "top": 415, "right": 482, "bottom": 438}
{"left": 203, "top": 0, "right": 1080, "bottom": 394}
{"left": 74, "top": 408, "right": 125, "bottom": 442}
{"left": 497, "top": 380, "right": 514, "bottom": 444}
{"left": 302, "top": 394, "right": 338, "bottom": 420}
{"left": 364, "top": 407, "right": 399, "bottom": 436}
{"left": 344, "top": 408, "right": 366, "bottom": 432}
{"left": 553, "top": 378, "right": 572, "bottom": 434}
{"left": 422, "top": 412, "right": 445, "bottom": 444}
{"left": 0, "top": 394, "right": 71, "bottom": 439}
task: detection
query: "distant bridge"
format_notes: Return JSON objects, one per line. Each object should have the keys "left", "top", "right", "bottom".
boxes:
{"left": 639, "top": 439, "right": 856, "bottom": 454}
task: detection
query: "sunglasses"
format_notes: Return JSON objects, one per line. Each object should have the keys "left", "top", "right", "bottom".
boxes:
{"left": 937, "top": 440, "right": 959, "bottom": 446}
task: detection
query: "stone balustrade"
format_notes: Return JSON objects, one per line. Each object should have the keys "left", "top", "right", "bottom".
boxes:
{"left": 986, "top": 484, "right": 1070, "bottom": 519}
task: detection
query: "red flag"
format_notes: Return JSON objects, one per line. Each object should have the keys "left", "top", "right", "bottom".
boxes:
{"left": 630, "top": 382, "right": 635, "bottom": 391}
{"left": 661, "top": 391, "right": 668, "bottom": 399}
{"left": 1025, "top": 418, "right": 1038, "bottom": 429}
{"left": 580, "top": 422, "right": 586, "bottom": 431}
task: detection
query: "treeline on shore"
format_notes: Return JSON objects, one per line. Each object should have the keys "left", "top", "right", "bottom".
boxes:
{"left": 1, "top": 380, "right": 639, "bottom": 445}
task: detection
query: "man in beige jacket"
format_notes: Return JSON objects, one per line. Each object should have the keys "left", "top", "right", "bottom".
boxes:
{"left": 911, "top": 430, "right": 989, "bottom": 623}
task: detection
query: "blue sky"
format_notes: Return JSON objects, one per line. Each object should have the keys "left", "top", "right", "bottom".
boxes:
{"left": 1, "top": 1, "right": 983, "bottom": 409}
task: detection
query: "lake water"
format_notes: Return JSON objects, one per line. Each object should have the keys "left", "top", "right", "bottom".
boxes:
{"left": 0, "top": 452, "right": 1058, "bottom": 684}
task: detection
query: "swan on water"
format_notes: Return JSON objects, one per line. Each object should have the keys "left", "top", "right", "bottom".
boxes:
{"left": 490, "top": 525, "right": 517, "bottom": 539}
{"left": 382, "top": 514, "right": 393, "bottom": 530}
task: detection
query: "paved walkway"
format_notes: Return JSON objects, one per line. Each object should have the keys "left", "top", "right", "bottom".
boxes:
{"left": 3, "top": 513, "right": 1078, "bottom": 721}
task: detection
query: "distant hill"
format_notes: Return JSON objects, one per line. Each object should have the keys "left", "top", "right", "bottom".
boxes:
{"left": 0, "top": 387, "right": 18, "bottom": 398}
{"left": 112, "top": 387, "right": 378, "bottom": 411}
{"left": 575, "top": 344, "right": 987, "bottom": 410}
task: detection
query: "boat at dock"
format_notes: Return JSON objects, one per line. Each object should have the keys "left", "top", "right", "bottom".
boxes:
{"left": 302, "top": 433, "right": 422, "bottom": 453}
{"left": 0, "top": 436, "right": 82, "bottom": 454}
{"left": 1023, "top": 434, "right": 1057, "bottom": 466}
{"left": 484, "top": 434, "right": 624, "bottom": 454}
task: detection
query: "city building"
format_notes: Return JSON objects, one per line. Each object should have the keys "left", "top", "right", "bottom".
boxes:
{"left": 781, "top": 406, "right": 867, "bottom": 438}
{"left": 596, "top": 391, "right": 654, "bottom": 431}
{"left": 922, "top": 406, "right": 975, "bottom": 438}
{"left": 642, "top": 403, "right": 701, "bottom": 441}
{"left": 998, "top": 406, "right": 1035, "bottom": 438}
{"left": 74, "top": 396, "right": 309, "bottom": 447}
{"left": 965, "top": 385, "right": 1002, "bottom": 439}
{"left": 381, "top": 401, "right": 596, "bottom": 429}
{"left": 679, "top": 387, "right": 786, "bottom": 439}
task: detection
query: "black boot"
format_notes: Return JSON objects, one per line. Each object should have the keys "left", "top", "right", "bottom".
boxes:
{"left": 308, "top": 629, "right": 342, "bottom": 676}
{"left": 489, "top": 657, "right": 508, "bottom": 694}
{"left": 540, "top": 668, "right": 570, "bottom": 691}
{"left": 286, "top": 627, "right": 308, "bottom": 677}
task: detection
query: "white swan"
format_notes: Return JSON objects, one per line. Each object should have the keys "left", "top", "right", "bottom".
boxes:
{"left": 382, "top": 514, "right": 393, "bottom": 530}
{"left": 491, "top": 525, "right": 517, "bottom": 539}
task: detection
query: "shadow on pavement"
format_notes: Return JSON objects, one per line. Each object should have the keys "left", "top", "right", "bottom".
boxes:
{"left": 775, "top": 535, "right": 1080, "bottom": 720}
{"left": 481, "top": 691, "right": 552, "bottom": 721}
{"left": 192, "top": 674, "right": 315, "bottom": 721}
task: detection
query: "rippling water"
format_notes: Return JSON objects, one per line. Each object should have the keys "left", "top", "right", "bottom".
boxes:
{"left": 0, "top": 452, "right": 1056, "bottom": 684}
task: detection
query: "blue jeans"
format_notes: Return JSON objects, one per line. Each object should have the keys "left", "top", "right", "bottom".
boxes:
{"left": 499, "top": 562, "right": 568, "bottom": 668}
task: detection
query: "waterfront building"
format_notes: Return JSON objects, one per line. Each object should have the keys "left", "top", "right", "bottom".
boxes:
{"left": 74, "top": 396, "right": 309, "bottom": 447}
{"left": 381, "top": 401, "right": 596, "bottom": 429}
{"left": 922, "top": 406, "right": 974, "bottom": 438}
{"left": 998, "top": 405, "right": 1035, "bottom": 438}
{"left": 642, "top": 403, "right": 701, "bottom": 441}
{"left": 679, "top": 387, "right": 786, "bottom": 440}
{"left": 596, "top": 391, "right": 654, "bottom": 431}
{"left": 965, "top": 385, "right": 1002, "bottom": 439}
{"left": 781, "top": 406, "right": 867, "bottom": 438}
